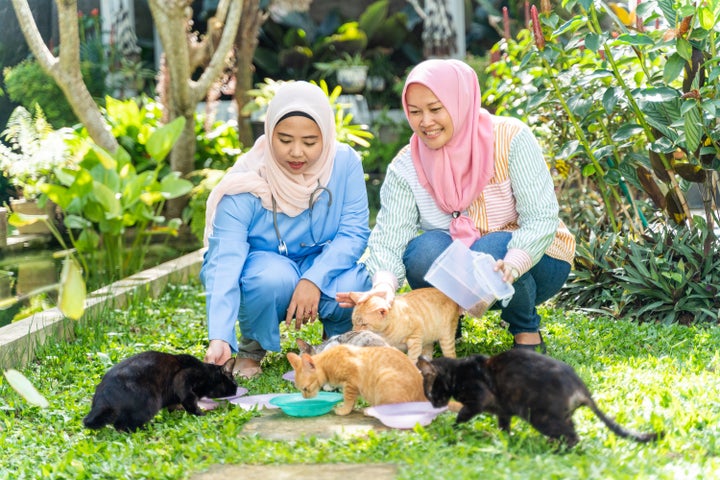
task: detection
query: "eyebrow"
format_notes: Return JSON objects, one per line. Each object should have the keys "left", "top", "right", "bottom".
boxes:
{"left": 407, "top": 100, "right": 443, "bottom": 109}
{"left": 277, "top": 132, "right": 320, "bottom": 140}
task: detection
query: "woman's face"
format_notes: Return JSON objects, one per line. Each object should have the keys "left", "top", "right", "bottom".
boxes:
{"left": 405, "top": 83, "right": 454, "bottom": 149}
{"left": 271, "top": 115, "right": 323, "bottom": 175}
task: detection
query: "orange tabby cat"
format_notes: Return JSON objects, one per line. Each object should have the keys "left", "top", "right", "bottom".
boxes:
{"left": 350, "top": 287, "right": 460, "bottom": 364}
{"left": 286, "top": 344, "right": 426, "bottom": 415}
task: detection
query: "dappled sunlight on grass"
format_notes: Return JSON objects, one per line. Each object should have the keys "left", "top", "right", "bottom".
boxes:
{"left": 1, "top": 283, "right": 719, "bottom": 479}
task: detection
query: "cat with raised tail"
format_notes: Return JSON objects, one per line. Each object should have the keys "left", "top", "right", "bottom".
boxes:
{"left": 350, "top": 287, "right": 461, "bottom": 364}
{"left": 83, "top": 351, "right": 237, "bottom": 432}
{"left": 287, "top": 344, "right": 426, "bottom": 415}
{"left": 417, "top": 349, "right": 663, "bottom": 448}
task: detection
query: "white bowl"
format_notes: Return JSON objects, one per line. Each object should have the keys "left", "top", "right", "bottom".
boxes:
{"left": 365, "top": 402, "right": 448, "bottom": 429}
{"left": 229, "top": 393, "right": 283, "bottom": 410}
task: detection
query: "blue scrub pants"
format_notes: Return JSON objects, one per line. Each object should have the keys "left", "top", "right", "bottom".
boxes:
{"left": 236, "top": 250, "right": 371, "bottom": 360}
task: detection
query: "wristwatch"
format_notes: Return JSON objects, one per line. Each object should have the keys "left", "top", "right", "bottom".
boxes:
{"left": 510, "top": 267, "right": 520, "bottom": 281}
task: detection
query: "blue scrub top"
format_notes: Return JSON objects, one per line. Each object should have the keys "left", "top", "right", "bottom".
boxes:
{"left": 201, "top": 143, "right": 370, "bottom": 347}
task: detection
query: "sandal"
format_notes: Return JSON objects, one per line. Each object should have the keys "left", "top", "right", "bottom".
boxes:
{"left": 512, "top": 331, "right": 547, "bottom": 354}
{"left": 233, "top": 357, "right": 263, "bottom": 379}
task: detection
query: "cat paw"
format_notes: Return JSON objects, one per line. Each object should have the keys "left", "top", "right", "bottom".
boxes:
{"left": 335, "top": 404, "right": 353, "bottom": 415}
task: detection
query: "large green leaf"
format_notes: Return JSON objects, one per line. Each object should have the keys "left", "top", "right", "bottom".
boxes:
{"left": 92, "top": 182, "right": 122, "bottom": 218}
{"left": 146, "top": 116, "right": 186, "bottom": 161}
{"left": 683, "top": 105, "right": 703, "bottom": 154}
{"left": 663, "top": 54, "right": 686, "bottom": 86}
{"left": 3, "top": 369, "right": 49, "bottom": 408}
{"left": 58, "top": 257, "right": 86, "bottom": 320}
{"left": 159, "top": 173, "right": 193, "bottom": 199}
{"left": 358, "top": 0, "right": 388, "bottom": 40}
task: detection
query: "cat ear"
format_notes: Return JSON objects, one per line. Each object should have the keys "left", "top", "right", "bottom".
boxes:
{"left": 296, "top": 338, "right": 315, "bottom": 355}
{"left": 287, "top": 352, "right": 302, "bottom": 370}
{"left": 300, "top": 353, "right": 316, "bottom": 371}
{"left": 416, "top": 356, "right": 436, "bottom": 377}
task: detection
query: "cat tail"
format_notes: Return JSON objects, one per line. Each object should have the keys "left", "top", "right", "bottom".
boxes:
{"left": 83, "top": 405, "right": 116, "bottom": 430}
{"left": 586, "top": 401, "right": 662, "bottom": 443}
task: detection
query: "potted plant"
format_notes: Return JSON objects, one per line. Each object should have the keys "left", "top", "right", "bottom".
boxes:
{"left": 0, "top": 105, "right": 72, "bottom": 234}
{"left": 315, "top": 53, "right": 370, "bottom": 94}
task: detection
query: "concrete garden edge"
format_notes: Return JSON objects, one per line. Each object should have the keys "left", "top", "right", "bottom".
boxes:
{"left": 0, "top": 249, "right": 204, "bottom": 370}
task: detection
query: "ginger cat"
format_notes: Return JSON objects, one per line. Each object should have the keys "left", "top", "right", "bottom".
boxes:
{"left": 286, "top": 344, "right": 426, "bottom": 415}
{"left": 350, "top": 287, "right": 460, "bottom": 364}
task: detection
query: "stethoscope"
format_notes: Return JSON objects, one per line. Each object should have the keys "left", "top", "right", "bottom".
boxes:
{"left": 272, "top": 183, "right": 333, "bottom": 256}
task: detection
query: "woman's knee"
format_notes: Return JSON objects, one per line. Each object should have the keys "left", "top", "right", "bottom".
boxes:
{"left": 403, "top": 230, "right": 452, "bottom": 288}
{"left": 243, "top": 251, "right": 300, "bottom": 292}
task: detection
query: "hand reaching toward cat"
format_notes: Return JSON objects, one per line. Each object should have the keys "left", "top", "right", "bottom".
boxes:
{"left": 336, "top": 282, "right": 396, "bottom": 308}
{"left": 285, "top": 278, "right": 321, "bottom": 330}
{"left": 205, "top": 339, "right": 232, "bottom": 365}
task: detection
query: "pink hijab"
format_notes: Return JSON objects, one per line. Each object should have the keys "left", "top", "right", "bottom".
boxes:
{"left": 401, "top": 59, "right": 495, "bottom": 246}
{"left": 203, "top": 81, "right": 336, "bottom": 246}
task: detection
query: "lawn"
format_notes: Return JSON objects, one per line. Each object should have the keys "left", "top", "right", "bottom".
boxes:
{"left": 1, "top": 280, "right": 719, "bottom": 479}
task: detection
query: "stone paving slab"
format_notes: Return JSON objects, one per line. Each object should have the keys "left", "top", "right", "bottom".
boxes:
{"left": 190, "top": 463, "right": 398, "bottom": 480}
{"left": 241, "top": 409, "right": 387, "bottom": 441}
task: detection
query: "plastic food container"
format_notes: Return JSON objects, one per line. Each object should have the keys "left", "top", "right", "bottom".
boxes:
{"left": 365, "top": 402, "right": 448, "bottom": 429}
{"left": 268, "top": 392, "right": 344, "bottom": 417}
{"left": 424, "top": 239, "right": 515, "bottom": 310}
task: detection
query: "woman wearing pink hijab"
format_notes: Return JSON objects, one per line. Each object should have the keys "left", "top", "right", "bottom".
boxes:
{"left": 202, "top": 81, "right": 371, "bottom": 378}
{"left": 338, "top": 59, "right": 575, "bottom": 353}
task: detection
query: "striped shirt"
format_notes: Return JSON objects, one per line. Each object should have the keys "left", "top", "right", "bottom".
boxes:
{"left": 363, "top": 115, "right": 575, "bottom": 286}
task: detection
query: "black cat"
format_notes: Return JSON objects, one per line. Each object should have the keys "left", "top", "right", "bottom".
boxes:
{"left": 83, "top": 351, "right": 237, "bottom": 432}
{"left": 416, "top": 349, "right": 662, "bottom": 447}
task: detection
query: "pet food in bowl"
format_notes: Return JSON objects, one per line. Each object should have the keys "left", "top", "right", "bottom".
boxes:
{"left": 269, "top": 392, "right": 344, "bottom": 417}
{"left": 365, "top": 402, "right": 448, "bottom": 429}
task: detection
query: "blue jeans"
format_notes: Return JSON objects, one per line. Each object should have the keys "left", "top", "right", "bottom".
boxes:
{"left": 403, "top": 230, "right": 570, "bottom": 335}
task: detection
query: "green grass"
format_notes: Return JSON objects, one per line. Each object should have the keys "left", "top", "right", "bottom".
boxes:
{"left": 1, "top": 280, "right": 720, "bottom": 479}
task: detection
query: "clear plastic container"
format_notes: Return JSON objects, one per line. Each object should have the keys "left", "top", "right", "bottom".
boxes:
{"left": 424, "top": 239, "right": 515, "bottom": 311}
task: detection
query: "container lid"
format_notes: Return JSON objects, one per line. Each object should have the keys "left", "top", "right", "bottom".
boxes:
{"left": 472, "top": 253, "right": 515, "bottom": 305}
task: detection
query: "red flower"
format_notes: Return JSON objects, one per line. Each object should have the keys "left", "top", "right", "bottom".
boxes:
{"left": 503, "top": 6, "right": 511, "bottom": 40}
{"left": 90, "top": 8, "right": 99, "bottom": 17}
{"left": 530, "top": 5, "right": 545, "bottom": 51}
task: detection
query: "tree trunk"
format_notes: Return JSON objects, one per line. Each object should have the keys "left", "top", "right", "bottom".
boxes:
{"left": 234, "top": 0, "right": 267, "bottom": 147}
{"left": 11, "top": 0, "right": 119, "bottom": 154}
{"left": 149, "top": 0, "right": 244, "bottom": 218}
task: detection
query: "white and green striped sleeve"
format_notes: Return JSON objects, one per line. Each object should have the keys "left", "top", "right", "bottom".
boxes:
{"left": 505, "top": 124, "right": 559, "bottom": 270}
{"left": 363, "top": 160, "right": 421, "bottom": 286}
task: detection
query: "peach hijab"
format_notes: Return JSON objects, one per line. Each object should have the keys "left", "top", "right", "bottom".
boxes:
{"left": 402, "top": 59, "right": 495, "bottom": 246}
{"left": 203, "top": 81, "right": 336, "bottom": 246}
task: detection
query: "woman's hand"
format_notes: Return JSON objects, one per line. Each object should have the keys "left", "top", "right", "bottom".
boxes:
{"left": 336, "top": 282, "right": 396, "bottom": 308}
{"left": 204, "top": 339, "right": 232, "bottom": 365}
{"left": 494, "top": 259, "right": 520, "bottom": 284}
{"left": 285, "top": 279, "right": 321, "bottom": 330}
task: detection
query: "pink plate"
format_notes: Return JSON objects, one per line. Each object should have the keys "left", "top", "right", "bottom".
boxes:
{"left": 364, "top": 402, "right": 448, "bottom": 429}
{"left": 229, "top": 393, "right": 284, "bottom": 411}
{"left": 198, "top": 387, "right": 249, "bottom": 411}
{"left": 282, "top": 370, "right": 295, "bottom": 382}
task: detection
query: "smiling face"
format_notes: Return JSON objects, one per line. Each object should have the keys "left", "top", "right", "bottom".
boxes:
{"left": 404, "top": 83, "right": 454, "bottom": 150}
{"left": 271, "top": 115, "right": 324, "bottom": 175}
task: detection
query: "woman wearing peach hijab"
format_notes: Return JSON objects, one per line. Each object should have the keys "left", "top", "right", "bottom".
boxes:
{"left": 337, "top": 59, "right": 575, "bottom": 353}
{"left": 202, "top": 81, "right": 371, "bottom": 377}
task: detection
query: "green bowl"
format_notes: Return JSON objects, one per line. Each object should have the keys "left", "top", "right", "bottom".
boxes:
{"left": 269, "top": 392, "right": 343, "bottom": 417}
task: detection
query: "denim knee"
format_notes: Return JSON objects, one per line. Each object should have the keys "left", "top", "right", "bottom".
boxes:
{"left": 403, "top": 230, "right": 452, "bottom": 288}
